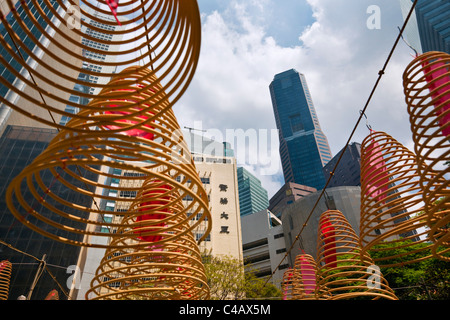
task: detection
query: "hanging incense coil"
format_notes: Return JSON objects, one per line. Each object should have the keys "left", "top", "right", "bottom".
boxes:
{"left": 291, "top": 254, "right": 325, "bottom": 300}
{"left": 0, "top": 0, "right": 201, "bottom": 131}
{"left": 45, "top": 289, "right": 59, "bottom": 300}
{"left": 316, "top": 210, "right": 397, "bottom": 300}
{"left": 86, "top": 177, "right": 209, "bottom": 300}
{"left": 403, "top": 51, "right": 449, "bottom": 261}
{"left": 5, "top": 67, "right": 211, "bottom": 248}
{"left": 360, "top": 130, "right": 441, "bottom": 266}
{"left": 281, "top": 268, "right": 294, "bottom": 300}
{"left": 0, "top": 260, "right": 12, "bottom": 300}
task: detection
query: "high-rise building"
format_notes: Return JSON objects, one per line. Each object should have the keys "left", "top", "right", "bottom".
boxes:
{"left": 268, "top": 182, "right": 316, "bottom": 219}
{"left": 0, "top": 126, "right": 100, "bottom": 300}
{"left": 236, "top": 167, "right": 269, "bottom": 216}
{"left": 269, "top": 69, "right": 332, "bottom": 190}
{"left": 0, "top": 0, "right": 82, "bottom": 135}
{"left": 59, "top": 4, "right": 125, "bottom": 125}
{"left": 323, "top": 142, "right": 362, "bottom": 188}
{"left": 399, "top": 0, "right": 450, "bottom": 54}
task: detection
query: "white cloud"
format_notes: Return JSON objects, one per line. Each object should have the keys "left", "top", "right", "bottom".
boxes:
{"left": 175, "top": 0, "right": 419, "bottom": 198}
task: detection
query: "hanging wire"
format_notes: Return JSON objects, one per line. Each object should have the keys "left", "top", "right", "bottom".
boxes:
{"left": 263, "top": 0, "right": 420, "bottom": 287}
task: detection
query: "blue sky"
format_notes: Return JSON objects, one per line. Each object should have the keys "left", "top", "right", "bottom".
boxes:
{"left": 174, "top": 1, "right": 418, "bottom": 197}
{"left": 197, "top": 0, "right": 315, "bottom": 47}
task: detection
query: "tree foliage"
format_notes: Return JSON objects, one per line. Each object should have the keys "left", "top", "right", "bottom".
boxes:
{"left": 369, "top": 241, "right": 450, "bottom": 300}
{"left": 202, "top": 252, "right": 281, "bottom": 300}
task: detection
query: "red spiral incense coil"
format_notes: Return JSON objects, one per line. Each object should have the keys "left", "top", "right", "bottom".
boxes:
{"left": 317, "top": 210, "right": 397, "bottom": 300}
{"left": 403, "top": 51, "right": 449, "bottom": 261}
{"left": 86, "top": 176, "right": 209, "bottom": 300}
{"left": 360, "top": 130, "right": 442, "bottom": 266}
{"left": 0, "top": 260, "right": 12, "bottom": 300}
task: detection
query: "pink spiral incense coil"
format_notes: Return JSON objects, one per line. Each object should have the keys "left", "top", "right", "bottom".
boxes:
{"left": 291, "top": 254, "right": 326, "bottom": 300}
{"left": 6, "top": 67, "right": 211, "bottom": 248}
{"left": 86, "top": 177, "right": 209, "bottom": 300}
{"left": 317, "top": 210, "right": 397, "bottom": 300}
{"left": 0, "top": 260, "right": 12, "bottom": 300}
{"left": 403, "top": 51, "right": 449, "bottom": 261}
{"left": 0, "top": 0, "right": 201, "bottom": 131}
{"left": 360, "top": 130, "right": 443, "bottom": 266}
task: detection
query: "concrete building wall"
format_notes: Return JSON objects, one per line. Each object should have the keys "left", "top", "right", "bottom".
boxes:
{"left": 281, "top": 186, "right": 361, "bottom": 266}
{"left": 241, "top": 209, "right": 287, "bottom": 289}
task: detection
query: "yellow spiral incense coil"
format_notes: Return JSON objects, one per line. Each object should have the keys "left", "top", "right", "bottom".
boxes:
{"left": 316, "top": 210, "right": 397, "bottom": 300}
{"left": 403, "top": 51, "right": 449, "bottom": 261}
{"left": 0, "top": 0, "right": 201, "bottom": 131}
{"left": 0, "top": 260, "right": 12, "bottom": 300}
{"left": 6, "top": 67, "right": 211, "bottom": 248}
{"left": 281, "top": 268, "right": 294, "bottom": 300}
{"left": 360, "top": 130, "right": 442, "bottom": 266}
{"left": 85, "top": 177, "right": 209, "bottom": 300}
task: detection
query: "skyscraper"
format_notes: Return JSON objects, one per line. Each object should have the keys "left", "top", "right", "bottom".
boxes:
{"left": 0, "top": 0, "right": 82, "bottom": 135}
{"left": 269, "top": 69, "right": 332, "bottom": 190}
{"left": 236, "top": 167, "right": 269, "bottom": 216}
{"left": 0, "top": 125, "right": 100, "bottom": 300}
{"left": 323, "top": 142, "right": 362, "bottom": 188}
{"left": 399, "top": 0, "right": 450, "bottom": 54}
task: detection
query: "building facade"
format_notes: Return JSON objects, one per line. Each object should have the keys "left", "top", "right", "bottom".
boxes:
{"left": 399, "top": 0, "right": 450, "bottom": 54}
{"left": 269, "top": 69, "right": 332, "bottom": 190}
{"left": 268, "top": 182, "right": 317, "bottom": 219}
{"left": 280, "top": 186, "right": 362, "bottom": 267}
{"left": 241, "top": 209, "right": 287, "bottom": 289}
{"left": 322, "top": 142, "right": 362, "bottom": 188}
{"left": 59, "top": 3, "right": 125, "bottom": 126}
{"left": 236, "top": 167, "right": 269, "bottom": 217}
{"left": 0, "top": 126, "right": 99, "bottom": 300}
{"left": 0, "top": 0, "right": 82, "bottom": 135}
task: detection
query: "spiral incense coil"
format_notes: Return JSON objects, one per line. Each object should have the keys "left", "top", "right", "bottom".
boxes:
{"left": 45, "top": 289, "right": 59, "bottom": 300}
{"left": 0, "top": 0, "right": 201, "bottom": 131}
{"left": 403, "top": 51, "right": 449, "bottom": 261}
{"left": 86, "top": 177, "right": 209, "bottom": 300}
{"left": 281, "top": 268, "right": 294, "bottom": 300}
{"left": 0, "top": 260, "right": 12, "bottom": 300}
{"left": 360, "top": 130, "right": 441, "bottom": 266}
{"left": 6, "top": 67, "right": 211, "bottom": 248}
{"left": 316, "top": 210, "right": 397, "bottom": 300}
{"left": 291, "top": 254, "right": 322, "bottom": 300}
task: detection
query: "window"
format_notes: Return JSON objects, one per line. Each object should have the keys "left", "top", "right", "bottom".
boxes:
{"left": 289, "top": 114, "right": 303, "bottom": 133}
{"left": 274, "top": 233, "right": 284, "bottom": 239}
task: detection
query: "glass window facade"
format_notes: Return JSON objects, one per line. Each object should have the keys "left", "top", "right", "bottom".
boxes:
{"left": 269, "top": 69, "right": 332, "bottom": 190}
{"left": 415, "top": 0, "right": 450, "bottom": 53}
{"left": 0, "top": 125, "right": 100, "bottom": 300}
{"left": 237, "top": 167, "right": 269, "bottom": 216}
{"left": 0, "top": 0, "right": 60, "bottom": 97}
{"left": 399, "top": 0, "right": 450, "bottom": 54}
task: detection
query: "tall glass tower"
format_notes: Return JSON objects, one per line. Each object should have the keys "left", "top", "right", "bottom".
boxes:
{"left": 269, "top": 69, "right": 332, "bottom": 190}
{"left": 399, "top": 0, "right": 450, "bottom": 54}
{"left": 237, "top": 167, "right": 269, "bottom": 216}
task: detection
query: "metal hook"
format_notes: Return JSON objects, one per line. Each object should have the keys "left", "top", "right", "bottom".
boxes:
{"left": 359, "top": 110, "right": 373, "bottom": 131}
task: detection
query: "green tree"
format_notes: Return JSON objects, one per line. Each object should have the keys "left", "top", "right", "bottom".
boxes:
{"left": 369, "top": 241, "right": 450, "bottom": 300}
{"left": 202, "top": 251, "right": 281, "bottom": 300}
